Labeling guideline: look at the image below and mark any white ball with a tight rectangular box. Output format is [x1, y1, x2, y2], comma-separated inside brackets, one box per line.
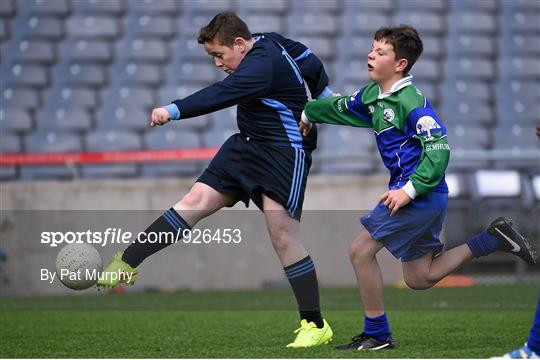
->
[55, 244, 103, 290]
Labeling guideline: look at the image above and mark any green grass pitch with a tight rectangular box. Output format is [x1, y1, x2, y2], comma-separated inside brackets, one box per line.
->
[0, 284, 536, 358]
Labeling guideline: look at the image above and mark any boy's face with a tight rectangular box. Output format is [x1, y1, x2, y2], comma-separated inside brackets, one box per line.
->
[203, 37, 247, 75]
[367, 39, 407, 84]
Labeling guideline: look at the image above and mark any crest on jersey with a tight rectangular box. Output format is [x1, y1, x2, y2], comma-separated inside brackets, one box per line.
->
[383, 108, 395, 122]
[416, 116, 441, 140]
[368, 105, 375, 114]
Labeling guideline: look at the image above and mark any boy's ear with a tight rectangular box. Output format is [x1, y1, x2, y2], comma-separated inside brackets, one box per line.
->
[395, 58, 409, 73]
[234, 37, 247, 52]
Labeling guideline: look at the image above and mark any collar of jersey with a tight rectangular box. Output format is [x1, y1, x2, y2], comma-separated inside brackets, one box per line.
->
[377, 75, 413, 99]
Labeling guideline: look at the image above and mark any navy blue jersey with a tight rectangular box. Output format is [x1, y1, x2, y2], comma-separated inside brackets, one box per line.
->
[171, 32, 330, 151]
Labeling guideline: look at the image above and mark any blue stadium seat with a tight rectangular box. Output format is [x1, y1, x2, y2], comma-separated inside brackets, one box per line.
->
[165, 61, 218, 85]
[447, 12, 496, 34]
[4, 39, 56, 64]
[288, 13, 340, 37]
[296, 36, 336, 62]
[66, 16, 121, 39]
[446, 35, 496, 57]
[124, 14, 176, 39]
[499, 33, 540, 57]
[440, 98, 493, 125]
[410, 58, 439, 81]
[43, 85, 98, 111]
[127, 0, 181, 15]
[342, 12, 391, 35]
[398, 0, 447, 11]
[0, 107, 33, 133]
[446, 124, 491, 171]
[393, 12, 445, 36]
[112, 61, 162, 86]
[0, 0, 15, 17]
[291, 0, 340, 13]
[444, 58, 495, 80]
[237, 0, 289, 14]
[3, 63, 49, 88]
[2, 87, 40, 111]
[95, 104, 148, 130]
[496, 97, 540, 125]
[36, 106, 92, 131]
[317, 127, 376, 174]
[59, 39, 114, 64]
[0, 132, 20, 180]
[499, 56, 540, 79]
[238, 14, 283, 35]
[103, 84, 155, 109]
[501, 10, 540, 33]
[18, 0, 71, 17]
[115, 37, 170, 63]
[53, 61, 107, 88]
[441, 80, 493, 102]
[73, 0, 125, 16]
[22, 131, 83, 180]
[493, 124, 540, 169]
[142, 128, 202, 177]
[10, 15, 64, 40]
[83, 130, 142, 179]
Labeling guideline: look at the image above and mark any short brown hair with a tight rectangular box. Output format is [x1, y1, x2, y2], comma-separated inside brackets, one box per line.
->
[374, 25, 423, 75]
[197, 11, 252, 47]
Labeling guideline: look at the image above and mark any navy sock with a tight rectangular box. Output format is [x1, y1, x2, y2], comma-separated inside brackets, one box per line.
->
[122, 208, 191, 267]
[364, 313, 390, 342]
[527, 295, 540, 354]
[284, 255, 324, 328]
[466, 230, 499, 258]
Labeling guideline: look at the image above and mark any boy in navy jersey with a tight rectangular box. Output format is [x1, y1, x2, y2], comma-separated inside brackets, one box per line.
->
[301, 25, 537, 351]
[98, 11, 334, 348]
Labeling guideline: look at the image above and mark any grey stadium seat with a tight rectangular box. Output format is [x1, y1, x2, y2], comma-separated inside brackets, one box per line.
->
[211, 107, 237, 131]
[410, 58, 439, 82]
[501, 10, 540, 34]
[345, 0, 394, 13]
[59, 39, 114, 64]
[4, 39, 56, 65]
[493, 124, 540, 169]
[288, 13, 340, 37]
[3, 87, 40, 111]
[53, 62, 107, 88]
[440, 98, 494, 125]
[398, 0, 447, 11]
[421, 35, 445, 59]
[343, 12, 391, 35]
[0, 132, 20, 180]
[83, 130, 142, 179]
[179, 13, 217, 37]
[238, 14, 283, 35]
[73, 0, 125, 16]
[127, 0, 181, 15]
[0, 0, 15, 17]
[165, 61, 218, 85]
[503, 0, 540, 10]
[450, 0, 499, 13]
[102, 85, 155, 109]
[0, 20, 9, 41]
[43, 85, 98, 111]
[203, 128, 237, 147]
[291, 0, 340, 13]
[496, 80, 540, 103]
[499, 56, 540, 79]
[3, 63, 49, 88]
[441, 80, 493, 102]
[18, 0, 71, 17]
[143, 128, 202, 177]
[66, 16, 121, 40]
[446, 35, 496, 57]
[171, 36, 208, 61]
[95, 104, 149, 130]
[10, 16, 64, 40]
[296, 36, 336, 62]
[112, 61, 163, 87]
[124, 15, 176, 39]
[237, 0, 288, 14]
[446, 124, 491, 170]
[35, 106, 92, 131]
[115, 37, 170, 64]
[496, 97, 540, 125]
[414, 81, 439, 104]
[499, 33, 540, 57]
[21, 131, 83, 180]
[444, 58, 495, 80]
[447, 12, 496, 34]
[393, 12, 445, 36]
[0, 107, 33, 133]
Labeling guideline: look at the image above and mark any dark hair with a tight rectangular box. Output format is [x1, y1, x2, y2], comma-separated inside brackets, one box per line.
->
[197, 11, 252, 47]
[374, 25, 423, 75]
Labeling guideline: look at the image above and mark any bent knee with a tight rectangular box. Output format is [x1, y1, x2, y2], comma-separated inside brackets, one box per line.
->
[179, 188, 206, 209]
[403, 276, 434, 290]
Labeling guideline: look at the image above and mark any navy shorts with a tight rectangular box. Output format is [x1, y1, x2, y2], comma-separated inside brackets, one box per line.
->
[360, 191, 448, 261]
[197, 133, 311, 220]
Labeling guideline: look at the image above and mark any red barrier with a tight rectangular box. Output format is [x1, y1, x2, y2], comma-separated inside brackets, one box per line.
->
[0, 148, 219, 166]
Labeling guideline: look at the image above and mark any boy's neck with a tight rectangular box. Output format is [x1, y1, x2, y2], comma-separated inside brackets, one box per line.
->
[378, 74, 406, 94]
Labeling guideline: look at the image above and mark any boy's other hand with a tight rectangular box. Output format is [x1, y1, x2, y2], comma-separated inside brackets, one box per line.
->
[150, 107, 170, 127]
[299, 121, 312, 136]
[380, 189, 412, 216]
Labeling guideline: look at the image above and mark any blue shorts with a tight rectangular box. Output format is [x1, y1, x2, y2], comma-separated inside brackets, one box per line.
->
[360, 191, 448, 262]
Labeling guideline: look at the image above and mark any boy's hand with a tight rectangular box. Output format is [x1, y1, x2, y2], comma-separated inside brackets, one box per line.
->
[380, 189, 412, 216]
[299, 121, 312, 136]
[150, 107, 170, 127]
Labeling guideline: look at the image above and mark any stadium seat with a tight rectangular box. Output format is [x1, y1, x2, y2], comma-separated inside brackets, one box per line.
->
[124, 14, 176, 39]
[288, 13, 340, 37]
[393, 11, 445, 36]
[59, 39, 114, 64]
[334, 58, 370, 88]
[398, 0, 447, 11]
[102, 84, 155, 109]
[291, 0, 340, 13]
[0, 107, 33, 133]
[21, 131, 83, 180]
[499, 33, 540, 57]
[0, 19, 9, 41]
[447, 12, 496, 34]
[43, 85, 98, 111]
[95, 104, 148, 130]
[410, 58, 439, 81]
[342, 12, 391, 35]
[345, 0, 394, 13]
[339, 35, 372, 58]
[142, 128, 202, 177]
[112, 61, 163, 86]
[0, 132, 20, 180]
[451, 0, 499, 13]
[211, 106, 237, 130]
[2, 87, 40, 111]
[493, 124, 540, 170]
[127, 0, 181, 15]
[73, 0, 125, 16]
[202, 128, 237, 147]
[115, 37, 170, 64]
[495, 79, 540, 103]
[238, 14, 284, 35]
[499, 56, 540, 79]
[4, 39, 56, 65]
[35, 106, 92, 132]
[171, 36, 207, 61]
[53, 62, 107, 88]
[421, 35, 445, 59]
[500, 10, 540, 34]
[502, 0, 540, 11]
[158, 84, 200, 104]
[441, 80, 493, 102]
[165, 61, 218, 85]
[441, 98, 493, 125]
[83, 130, 142, 179]
[0, 0, 15, 17]
[18, 0, 71, 17]
[3, 63, 49, 88]
[496, 97, 540, 125]
[295, 36, 336, 62]
[414, 81, 439, 105]
[446, 35, 496, 57]
[444, 58, 495, 80]
[317, 127, 376, 174]
[66, 16, 121, 39]
[446, 124, 491, 170]
[10, 16, 64, 40]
